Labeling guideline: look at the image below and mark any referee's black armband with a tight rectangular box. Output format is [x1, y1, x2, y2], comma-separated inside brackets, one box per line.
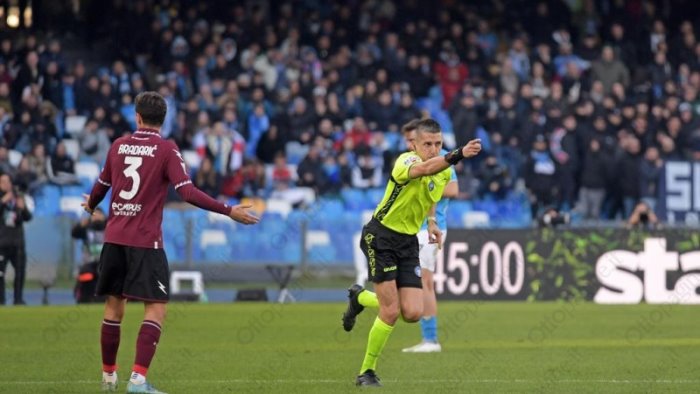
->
[444, 147, 464, 165]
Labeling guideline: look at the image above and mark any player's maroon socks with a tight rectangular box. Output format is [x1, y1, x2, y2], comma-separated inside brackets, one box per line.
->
[132, 320, 162, 377]
[101, 319, 121, 373]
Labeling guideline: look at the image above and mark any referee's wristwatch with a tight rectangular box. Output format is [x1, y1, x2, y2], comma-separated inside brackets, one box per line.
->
[427, 216, 438, 224]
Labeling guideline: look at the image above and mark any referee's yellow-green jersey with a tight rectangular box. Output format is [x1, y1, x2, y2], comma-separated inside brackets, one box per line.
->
[373, 151, 452, 235]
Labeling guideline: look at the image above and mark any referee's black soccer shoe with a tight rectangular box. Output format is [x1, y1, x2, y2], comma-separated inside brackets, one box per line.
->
[356, 369, 382, 387]
[342, 284, 365, 332]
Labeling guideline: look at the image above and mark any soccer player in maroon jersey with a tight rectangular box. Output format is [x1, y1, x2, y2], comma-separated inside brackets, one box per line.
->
[81, 91, 259, 393]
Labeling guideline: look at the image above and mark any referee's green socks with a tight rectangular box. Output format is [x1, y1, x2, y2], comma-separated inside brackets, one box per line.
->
[360, 316, 394, 373]
[358, 290, 379, 308]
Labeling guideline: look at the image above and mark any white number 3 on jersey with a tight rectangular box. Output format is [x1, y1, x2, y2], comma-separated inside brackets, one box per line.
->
[119, 156, 142, 200]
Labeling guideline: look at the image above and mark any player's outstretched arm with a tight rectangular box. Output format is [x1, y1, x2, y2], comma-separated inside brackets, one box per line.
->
[409, 139, 481, 179]
[175, 183, 259, 225]
[166, 144, 259, 225]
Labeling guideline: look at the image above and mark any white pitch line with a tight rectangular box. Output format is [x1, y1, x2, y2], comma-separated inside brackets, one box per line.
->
[2, 379, 699, 385]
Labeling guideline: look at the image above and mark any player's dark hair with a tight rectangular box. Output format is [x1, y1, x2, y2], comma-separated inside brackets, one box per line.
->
[415, 118, 442, 134]
[401, 118, 421, 134]
[135, 91, 167, 126]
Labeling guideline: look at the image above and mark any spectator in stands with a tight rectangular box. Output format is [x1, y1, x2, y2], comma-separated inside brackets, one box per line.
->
[627, 201, 660, 230]
[434, 44, 468, 108]
[477, 154, 509, 200]
[618, 137, 643, 218]
[0, 146, 14, 177]
[404, 55, 433, 98]
[591, 46, 630, 94]
[366, 89, 397, 132]
[525, 135, 557, 218]
[0, 82, 12, 116]
[256, 125, 286, 164]
[0, 174, 31, 305]
[79, 119, 111, 164]
[550, 115, 580, 210]
[221, 158, 265, 199]
[639, 146, 663, 212]
[341, 117, 372, 152]
[194, 156, 221, 198]
[247, 103, 270, 158]
[48, 141, 80, 185]
[351, 150, 382, 190]
[297, 146, 327, 194]
[538, 206, 570, 228]
[576, 139, 607, 220]
[43, 61, 64, 108]
[289, 97, 316, 144]
[26, 143, 48, 185]
[13, 157, 39, 194]
[5, 111, 34, 153]
[12, 51, 42, 107]
[271, 152, 293, 192]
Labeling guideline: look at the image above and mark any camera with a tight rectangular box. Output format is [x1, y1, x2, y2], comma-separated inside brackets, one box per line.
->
[539, 208, 570, 228]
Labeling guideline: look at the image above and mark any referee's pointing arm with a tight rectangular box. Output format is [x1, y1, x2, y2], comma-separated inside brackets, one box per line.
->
[408, 139, 482, 179]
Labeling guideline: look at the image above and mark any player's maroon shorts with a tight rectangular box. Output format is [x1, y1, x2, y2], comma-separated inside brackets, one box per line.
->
[96, 242, 170, 302]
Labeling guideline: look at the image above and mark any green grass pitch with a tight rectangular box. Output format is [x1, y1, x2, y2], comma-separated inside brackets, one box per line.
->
[1, 302, 699, 393]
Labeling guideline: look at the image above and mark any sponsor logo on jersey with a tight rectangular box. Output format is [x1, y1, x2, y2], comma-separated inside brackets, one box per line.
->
[403, 155, 420, 166]
[117, 144, 158, 157]
[112, 202, 143, 216]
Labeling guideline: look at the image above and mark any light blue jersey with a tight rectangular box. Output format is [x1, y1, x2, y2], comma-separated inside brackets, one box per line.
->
[421, 149, 458, 231]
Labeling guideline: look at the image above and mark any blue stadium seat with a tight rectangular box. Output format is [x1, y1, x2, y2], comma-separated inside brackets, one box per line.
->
[281, 243, 302, 264]
[366, 188, 385, 206]
[316, 198, 345, 220]
[203, 244, 232, 263]
[341, 188, 367, 211]
[38, 184, 61, 200]
[308, 245, 337, 265]
[447, 200, 473, 229]
[383, 132, 401, 151]
[61, 184, 88, 197]
[261, 212, 284, 223]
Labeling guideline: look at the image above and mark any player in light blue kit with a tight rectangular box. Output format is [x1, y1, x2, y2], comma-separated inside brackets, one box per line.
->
[402, 145, 458, 353]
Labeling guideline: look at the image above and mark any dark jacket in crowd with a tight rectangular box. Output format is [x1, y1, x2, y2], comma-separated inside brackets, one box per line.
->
[580, 150, 608, 189]
[618, 152, 642, 199]
[0, 191, 32, 247]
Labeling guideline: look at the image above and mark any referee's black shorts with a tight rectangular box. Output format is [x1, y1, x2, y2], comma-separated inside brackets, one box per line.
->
[96, 242, 170, 303]
[359, 218, 422, 288]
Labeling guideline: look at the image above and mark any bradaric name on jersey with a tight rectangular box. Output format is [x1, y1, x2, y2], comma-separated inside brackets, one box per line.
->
[117, 144, 158, 157]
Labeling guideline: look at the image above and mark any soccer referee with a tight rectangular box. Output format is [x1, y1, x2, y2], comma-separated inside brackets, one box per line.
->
[342, 118, 481, 386]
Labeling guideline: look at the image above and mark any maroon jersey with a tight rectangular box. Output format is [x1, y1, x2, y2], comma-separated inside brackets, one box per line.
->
[88, 128, 230, 249]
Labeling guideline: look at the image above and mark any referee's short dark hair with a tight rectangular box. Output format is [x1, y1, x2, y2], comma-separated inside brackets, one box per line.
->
[135, 91, 167, 126]
[401, 119, 421, 134]
[415, 118, 442, 134]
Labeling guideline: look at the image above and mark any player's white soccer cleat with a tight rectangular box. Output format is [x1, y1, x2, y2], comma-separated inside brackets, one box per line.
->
[101, 371, 118, 392]
[126, 381, 167, 394]
[402, 341, 442, 353]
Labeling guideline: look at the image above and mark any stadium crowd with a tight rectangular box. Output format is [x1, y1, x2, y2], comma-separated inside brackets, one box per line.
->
[1, 0, 700, 221]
